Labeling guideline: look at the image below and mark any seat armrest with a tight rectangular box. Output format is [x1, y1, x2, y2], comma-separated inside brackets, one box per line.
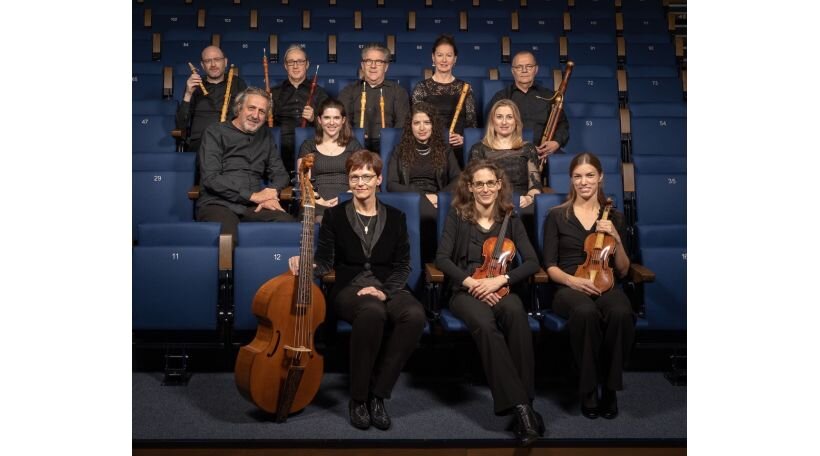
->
[425, 263, 444, 283]
[628, 263, 655, 284]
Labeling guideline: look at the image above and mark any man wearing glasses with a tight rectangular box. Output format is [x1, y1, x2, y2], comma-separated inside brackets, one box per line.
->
[288, 150, 425, 431]
[338, 44, 410, 153]
[176, 46, 248, 153]
[270, 45, 329, 174]
[486, 51, 569, 162]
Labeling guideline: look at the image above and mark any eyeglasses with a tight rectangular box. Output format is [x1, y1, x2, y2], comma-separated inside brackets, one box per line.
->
[285, 59, 307, 67]
[202, 57, 225, 65]
[349, 174, 377, 184]
[362, 59, 387, 67]
[470, 180, 500, 190]
[511, 64, 537, 72]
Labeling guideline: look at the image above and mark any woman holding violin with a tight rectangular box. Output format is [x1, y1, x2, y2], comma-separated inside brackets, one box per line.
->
[542, 152, 634, 420]
[434, 159, 543, 447]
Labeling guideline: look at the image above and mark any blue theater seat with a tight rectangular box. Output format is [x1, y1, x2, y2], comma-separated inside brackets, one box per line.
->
[132, 169, 195, 239]
[144, 6, 198, 33]
[220, 31, 269, 69]
[133, 222, 221, 330]
[133, 31, 154, 63]
[627, 74, 684, 103]
[569, 11, 616, 36]
[466, 9, 510, 34]
[567, 41, 618, 68]
[159, 30, 212, 67]
[336, 32, 387, 64]
[361, 8, 406, 33]
[509, 34, 560, 71]
[636, 224, 686, 331]
[634, 172, 686, 226]
[133, 114, 177, 154]
[233, 222, 304, 331]
[259, 7, 301, 35]
[133, 62, 165, 101]
[457, 33, 502, 66]
[533, 193, 569, 331]
[379, 128, 402, 191]
[629, 102, 687, 157]
[516, 9, 563, 36]
[562, 102, 621, 157]
[133, 99, 178, 117]
[548, 153, 623, 210]
[412, 10, 459, 34]
[279, 32, 327, 64]
[626, 41, 677, 67]
[310, 8, 355, 33]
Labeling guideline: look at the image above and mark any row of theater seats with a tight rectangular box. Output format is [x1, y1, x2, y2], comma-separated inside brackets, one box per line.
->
[133, 0, 675, 36]
[133, 29, 681, 76]
[133, 188, 684, 342]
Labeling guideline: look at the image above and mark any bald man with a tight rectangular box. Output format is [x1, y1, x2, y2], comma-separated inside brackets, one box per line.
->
[176, 46, 248, 152]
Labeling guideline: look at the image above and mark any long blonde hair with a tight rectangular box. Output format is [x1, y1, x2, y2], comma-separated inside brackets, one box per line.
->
[481, 99, 525, 150]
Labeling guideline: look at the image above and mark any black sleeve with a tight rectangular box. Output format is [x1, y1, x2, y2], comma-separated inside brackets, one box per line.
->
[434, 208, 470, 286]
[175, 94, 196, 130]
[312, 86, 329, 110]
[443, 147, 462, 191]
[464, 88, 477, 128]
[298, 138, 313, 159]
[380, 211, 412, 296]
[468, 143, 485, 163]
[486, 90, 504, 123]
[338, 84, 356, 123]
[386, 148, 418, 193]
[199, 125, 253, 203]
[393, 85, 411, 127]
[507, 216, 540, 284]
[411, 81, 426, 104]
[543, 208, 561, 269]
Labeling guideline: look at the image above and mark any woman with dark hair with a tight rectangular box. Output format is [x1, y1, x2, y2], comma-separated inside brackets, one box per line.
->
[434, 160, 543, 447]
[411, 34, 477, 158]
[387, 101, 461, 260]
[289, 150, 426, 431]
[542, 152, 634, 420]
[469, 99, 542, 214]
[297, 98, 363, 222]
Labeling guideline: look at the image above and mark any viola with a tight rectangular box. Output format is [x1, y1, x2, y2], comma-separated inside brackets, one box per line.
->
[574, 198, 616, 294]
[471, 210, 515, 297]
[235, 154, 326, 422]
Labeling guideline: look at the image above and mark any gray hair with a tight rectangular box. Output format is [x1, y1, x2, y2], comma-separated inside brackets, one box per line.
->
[283, 44, 309, 63]
[232, 87, 271, 116]
[360, 43, 391, 61]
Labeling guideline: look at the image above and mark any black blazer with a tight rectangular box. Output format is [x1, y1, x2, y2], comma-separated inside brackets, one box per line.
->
[314, 199, 411, 300]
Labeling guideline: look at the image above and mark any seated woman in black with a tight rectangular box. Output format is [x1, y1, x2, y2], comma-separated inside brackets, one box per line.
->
[288, 150, 426, 431]
[387, 101, 461, 260]
[542, 152, 635, 420]
[434, 159, 543, 447]
[297, 98, 363, 223]
[468, 99, 542, 215]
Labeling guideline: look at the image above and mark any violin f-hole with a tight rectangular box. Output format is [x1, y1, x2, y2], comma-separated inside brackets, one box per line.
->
[266, 330, 282, 357]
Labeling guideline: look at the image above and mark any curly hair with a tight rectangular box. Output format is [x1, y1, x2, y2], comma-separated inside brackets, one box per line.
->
[393, 102, 449, 170]
[452, 160, 514, 224]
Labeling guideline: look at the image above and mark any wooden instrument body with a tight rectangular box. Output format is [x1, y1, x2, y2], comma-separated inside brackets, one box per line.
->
[574, 233, 616, 294]
[471, 237, 516, 297]
[574, 198, 616, 293]
[235, 273, 325, 414]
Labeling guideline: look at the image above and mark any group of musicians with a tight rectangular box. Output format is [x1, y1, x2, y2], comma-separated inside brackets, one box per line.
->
[174, 36, 635, 447]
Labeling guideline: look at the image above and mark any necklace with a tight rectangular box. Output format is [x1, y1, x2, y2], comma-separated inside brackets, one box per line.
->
[416, 145, 431, 156]
[355, 210, 377, 235]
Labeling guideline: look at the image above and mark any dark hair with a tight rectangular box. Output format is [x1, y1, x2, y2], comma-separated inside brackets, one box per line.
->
[557, 152, 608, 218]
[346, 149, 383, 177]
[452, 160, 514, 224]
[314, 98, 352, 146]
[432, 34, 458, 56]
[394, 102, 448, 170]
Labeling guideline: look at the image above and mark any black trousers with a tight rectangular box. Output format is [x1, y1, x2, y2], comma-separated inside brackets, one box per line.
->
[334, 286, 426, 402]
[450, 291, 535, 414]
[419, 194, 438, 263]
[196, 204, 295, 239]
[552, 286, 635, 395]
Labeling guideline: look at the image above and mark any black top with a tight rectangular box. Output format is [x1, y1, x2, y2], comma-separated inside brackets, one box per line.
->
[270, 79, 329, 131]
[175, 76, 248, 151]
[387, 145, 461, 194]
[542, 205, 628, 277]
[468, 142, 541, 194]
[338, 79, 410, 141]
[411, 78, 477, 134]
[197, 121, 289, 214]
[435, 207, 540, 295]
[314, 200, 411, 300]
[487, 82, 570, 147]
[298, 137, 363, 201]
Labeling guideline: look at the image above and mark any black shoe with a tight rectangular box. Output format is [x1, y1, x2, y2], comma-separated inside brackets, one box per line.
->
[368, 395, 391, 430]
[512, 404, 540, 447]
[600, 389, 619, 420]
[580, 391, 599, 420]
[509, 409, 545, 436]
[348, 399, 371, 430]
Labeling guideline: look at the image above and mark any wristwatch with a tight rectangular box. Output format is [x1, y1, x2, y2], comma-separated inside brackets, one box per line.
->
[504, 274, 511, 283]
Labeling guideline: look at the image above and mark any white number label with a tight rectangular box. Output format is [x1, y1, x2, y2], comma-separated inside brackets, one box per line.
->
[652, 80, 659, 86]
[681, 252, 687, 260]
[590, 20, 598, 25]
[153, 175, 162, 182]
[667, 178, 677, 184]
[473, 45, 480, 50]
[434, 19, 441, 24]
[329, 19, 336, 24]
[538, 20, 545, 25]
[585, 120, 593, 126]
[242, 43, 248, 48]
[587, 80, 594, 86]
[141, 118, 149, 125]
[276, 18, 284, 23]
[224, 18, 231, 23]
[182, 42, 189, 47]
[589, 45, 596, 51]
[171, 252, 180, 260]
[328, 78, 336, 83]
[273, 253, 282, 261]
[659, 120, 667, 126]
[648, 45, 655, 51]
[532, 45, 539, 51]
[487, 20, 494, 25]
[170, 17, 178, 22]
[416, 45, 423, 50]
[133, 76, 138, 82]
[381, 19, 388, 24]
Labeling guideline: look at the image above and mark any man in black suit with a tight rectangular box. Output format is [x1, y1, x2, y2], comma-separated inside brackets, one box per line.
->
[288, 150, 425, 431]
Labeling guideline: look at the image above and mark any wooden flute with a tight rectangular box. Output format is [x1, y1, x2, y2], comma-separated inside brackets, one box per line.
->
[379, 88, 385, 129]
[220, 65, 235, 123]
[449, 82, 470, 134]
[359, 82, 366, 129]
[187, 62, 208, 96]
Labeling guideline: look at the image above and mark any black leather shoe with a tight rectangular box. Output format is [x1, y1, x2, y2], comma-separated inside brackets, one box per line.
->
[581, 391, 599, 420]
[509, 409, 546, 436]
[600, 389, 619, 420]
[368, 396, 391, 430]
[512, 404, 540, 447]
[348, 400, 371, 430]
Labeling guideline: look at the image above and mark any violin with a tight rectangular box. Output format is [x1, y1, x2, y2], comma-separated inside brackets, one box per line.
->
[471, 210, 515, 297]
[235, 154, 326, 422]
[574, 198, 616, 294]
